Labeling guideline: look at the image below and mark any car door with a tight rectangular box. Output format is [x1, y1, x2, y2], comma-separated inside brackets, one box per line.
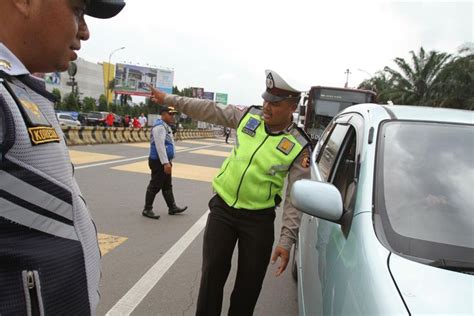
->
[299, 113, 363, 315]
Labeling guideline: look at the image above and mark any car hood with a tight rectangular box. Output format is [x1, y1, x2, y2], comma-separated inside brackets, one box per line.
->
[389, 253, 474, 314]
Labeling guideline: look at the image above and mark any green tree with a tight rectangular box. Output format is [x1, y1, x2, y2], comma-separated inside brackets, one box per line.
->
[63, 92, 79, 111]
[430, 45, 474, 109]
[383, 47, 451, 105]
[98, 94, 108, 111]
[51, 88, 62, 109]
[82, 96, 96, 112]
[358, 71, 395, 104]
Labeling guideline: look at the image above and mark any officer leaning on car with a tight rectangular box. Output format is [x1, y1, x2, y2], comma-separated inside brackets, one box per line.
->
[149, 69, 311, 316]
[0, 0, 125, 315]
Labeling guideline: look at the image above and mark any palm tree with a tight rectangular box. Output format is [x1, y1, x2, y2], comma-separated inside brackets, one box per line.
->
[383, 47, 451, 105]
[430, 45, 474, 110]
[358, 71, 395, 104]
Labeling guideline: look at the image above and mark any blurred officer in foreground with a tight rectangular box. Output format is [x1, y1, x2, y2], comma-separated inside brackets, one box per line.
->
[150, 70, 311, 316]
[142, 106, 187, 219]
[0, 0, 125, 314]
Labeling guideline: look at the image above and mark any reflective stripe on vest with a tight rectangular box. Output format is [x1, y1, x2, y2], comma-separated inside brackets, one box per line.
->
[212, 108, 307, 210]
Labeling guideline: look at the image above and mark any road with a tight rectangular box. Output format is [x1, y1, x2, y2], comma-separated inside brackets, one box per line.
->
[70, 137, 298, 316]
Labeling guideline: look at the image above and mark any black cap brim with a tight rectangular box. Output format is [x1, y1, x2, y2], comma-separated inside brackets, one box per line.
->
[261, 91, 288, 103]
[86, 2, 126, 19]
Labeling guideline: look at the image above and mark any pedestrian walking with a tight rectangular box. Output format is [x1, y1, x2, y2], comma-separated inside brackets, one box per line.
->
[142, 107, 188, 219]
[0, 0, 125, 314]
[224, 127, 231, 143]
[149, 69, 310, 315]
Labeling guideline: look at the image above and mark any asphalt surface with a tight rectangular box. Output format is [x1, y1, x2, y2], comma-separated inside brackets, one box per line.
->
[71, 137, 298, 316]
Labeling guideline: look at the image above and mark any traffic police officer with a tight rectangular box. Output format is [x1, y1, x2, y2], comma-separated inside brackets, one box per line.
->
[0, 0, 125, 315]
[150, 69, 310, 316]
[142, 106, 187, 219]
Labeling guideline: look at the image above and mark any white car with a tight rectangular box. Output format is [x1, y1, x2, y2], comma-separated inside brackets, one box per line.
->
[57, 113, 81, 127]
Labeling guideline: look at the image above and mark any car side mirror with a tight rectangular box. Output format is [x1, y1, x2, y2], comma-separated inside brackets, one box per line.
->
[291, 179, 343, 222]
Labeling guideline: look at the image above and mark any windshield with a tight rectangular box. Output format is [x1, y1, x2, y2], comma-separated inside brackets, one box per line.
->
[375, 121, 474, 263]
[88, 112, 104, 119]
[306, 100, 354, 139]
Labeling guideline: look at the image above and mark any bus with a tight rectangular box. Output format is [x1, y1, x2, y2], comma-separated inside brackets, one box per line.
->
[299, 86, 376, 140]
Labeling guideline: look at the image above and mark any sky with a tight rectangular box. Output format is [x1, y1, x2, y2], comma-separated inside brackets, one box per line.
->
[79, 0, 473, 105]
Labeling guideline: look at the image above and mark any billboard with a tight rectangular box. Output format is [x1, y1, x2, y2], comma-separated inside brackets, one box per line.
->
[156, 69, 174, 94]
[113, 63, 174, 97]
[203, 91, 214, 101]
[215, 93, 228, 105]
[44, 72, 61, 85]
[191, 87, 204, 99]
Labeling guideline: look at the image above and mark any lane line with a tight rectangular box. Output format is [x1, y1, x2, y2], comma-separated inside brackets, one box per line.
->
[75, 144, 219, 170]
[105, 210, 209, 316]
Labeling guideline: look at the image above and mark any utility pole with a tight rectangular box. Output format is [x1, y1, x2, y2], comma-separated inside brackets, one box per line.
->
[344, 69, 351, 88]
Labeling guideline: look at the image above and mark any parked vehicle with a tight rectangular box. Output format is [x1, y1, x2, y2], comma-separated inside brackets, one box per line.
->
[56, 113, 81, 127]
[291, 104, 473, 315]
[85, 111, 107, 126]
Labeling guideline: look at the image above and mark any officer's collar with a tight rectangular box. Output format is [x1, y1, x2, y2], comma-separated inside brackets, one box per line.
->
[0, 42, 30, 76]
[264, 121, 296, 136]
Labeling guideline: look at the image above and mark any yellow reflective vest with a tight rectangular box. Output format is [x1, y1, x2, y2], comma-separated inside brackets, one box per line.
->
[212, 106, 309, 210]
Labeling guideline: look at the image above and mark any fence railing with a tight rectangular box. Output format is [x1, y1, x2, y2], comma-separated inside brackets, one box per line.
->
[61, 126, 220, 146]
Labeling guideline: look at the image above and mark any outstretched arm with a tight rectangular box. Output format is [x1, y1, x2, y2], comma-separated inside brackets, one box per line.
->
[149, 85, 246, 129]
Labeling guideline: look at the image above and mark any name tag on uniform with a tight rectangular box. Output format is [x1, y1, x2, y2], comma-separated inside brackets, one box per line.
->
[8, 82, 60, 145]
[277, 137, 295, 155]
[242, 117, 260, 137]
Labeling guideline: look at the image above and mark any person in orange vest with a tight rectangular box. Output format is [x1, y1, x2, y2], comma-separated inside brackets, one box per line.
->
[106, 112, 114, 127]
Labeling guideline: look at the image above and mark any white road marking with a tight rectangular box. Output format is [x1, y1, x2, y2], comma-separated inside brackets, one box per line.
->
[75, 144, 217, 170]
[105, 210, 209, 316]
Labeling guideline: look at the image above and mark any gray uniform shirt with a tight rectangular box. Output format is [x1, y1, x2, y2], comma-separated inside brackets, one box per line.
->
[164, 94, 310, 250]
[151, 121, 174, 164]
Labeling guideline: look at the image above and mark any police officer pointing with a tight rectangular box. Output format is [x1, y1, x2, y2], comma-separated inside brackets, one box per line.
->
[0, 0, 124, 314]
[150, 70, 310, 316]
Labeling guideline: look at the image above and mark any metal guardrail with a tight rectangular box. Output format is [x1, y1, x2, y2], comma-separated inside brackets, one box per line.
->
[61, 126, 220, 146]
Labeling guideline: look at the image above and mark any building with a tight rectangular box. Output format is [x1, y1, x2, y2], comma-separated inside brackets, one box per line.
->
[45, 58, 105, 101]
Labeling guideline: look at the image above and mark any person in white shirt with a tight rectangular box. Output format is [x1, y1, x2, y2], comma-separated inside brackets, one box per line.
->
[138, 112, 147, 127]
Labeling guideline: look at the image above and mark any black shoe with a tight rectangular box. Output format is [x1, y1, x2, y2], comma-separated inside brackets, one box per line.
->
[142, 209, 160, 219]
[162, 190, 188, 215]
[168, 205, 188, 215]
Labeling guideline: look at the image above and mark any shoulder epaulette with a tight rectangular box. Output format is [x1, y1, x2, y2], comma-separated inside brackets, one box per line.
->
[248, 106, 263, 116]
[289, 124, 310, 147]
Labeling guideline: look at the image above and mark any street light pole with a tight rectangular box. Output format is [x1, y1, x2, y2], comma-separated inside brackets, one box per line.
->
[344, 68, 352, 88]
[357, 68, 372, 77]
[106, 46, 125, 112]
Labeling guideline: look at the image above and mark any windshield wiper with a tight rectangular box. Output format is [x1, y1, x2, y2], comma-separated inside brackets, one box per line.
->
[429, 258, 474, 274]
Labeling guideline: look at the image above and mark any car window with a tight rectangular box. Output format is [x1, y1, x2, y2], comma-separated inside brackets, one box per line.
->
[317, 124, 350, 181]
[375, 121, 474, 263]
[59, 114, 73, 120]
[331, 128, 357, 210]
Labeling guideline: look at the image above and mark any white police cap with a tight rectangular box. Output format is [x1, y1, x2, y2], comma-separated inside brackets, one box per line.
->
[86, 0, 126, 19]
[262, 69, 301, 102]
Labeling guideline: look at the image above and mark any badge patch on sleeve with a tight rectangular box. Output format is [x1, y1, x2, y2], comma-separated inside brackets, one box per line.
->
[8, 81, 60, 145]
[301, 147, 310, 168]
[28, 126, 60, 145]
[277, 137, 295, 155]
[242, 117, 261, 137]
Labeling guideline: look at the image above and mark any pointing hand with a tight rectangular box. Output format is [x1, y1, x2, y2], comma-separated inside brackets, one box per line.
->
[148, 84, 166, 104]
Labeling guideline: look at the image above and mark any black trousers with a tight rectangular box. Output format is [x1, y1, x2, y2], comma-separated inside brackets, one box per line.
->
[144, 158, 172, 210]
[196, 195, 276, 316]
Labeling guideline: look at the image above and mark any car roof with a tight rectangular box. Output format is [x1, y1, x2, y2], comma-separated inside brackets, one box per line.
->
[341, 103, 473, 125]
